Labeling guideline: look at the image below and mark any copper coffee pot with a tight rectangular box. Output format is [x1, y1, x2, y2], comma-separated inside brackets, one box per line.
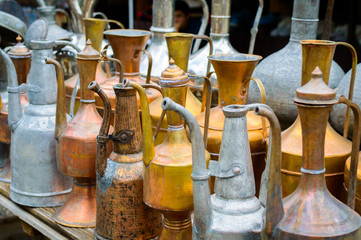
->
[64, 17, 124, 115]
[195, 53, 268, 194]
[89, 81, 162, 239]
[280, 40, 357, 199]
[262, 68, 361, 239]
[125, 60, 211, 239]
[93, 29, 160, 121]
[146, 33, 213, 145]
[46, 40, 113, 227]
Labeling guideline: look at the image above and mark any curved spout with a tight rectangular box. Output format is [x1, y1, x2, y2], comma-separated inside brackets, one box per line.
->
[45, 58, 67, 142]
[254, 104, 283, 239]
[1, 49, 22, 131]
[123, 79, 155, 167]
[161, 97, 212, 238]
[89, 81, 111, 177]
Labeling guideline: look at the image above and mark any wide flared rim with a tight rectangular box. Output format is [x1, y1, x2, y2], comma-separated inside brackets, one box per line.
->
[104, 29, 151, 37]
[208, 53, 263, 62]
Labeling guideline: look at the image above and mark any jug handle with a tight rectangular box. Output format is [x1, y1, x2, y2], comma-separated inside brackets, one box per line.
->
[338, 95, 361, 210]
[248, 0, 263, 54]
[192, 0, 209, 53]
[193, 35, 213, 74]
[0, 91, 2, 111]
[101, 44, 113, 78]
[196, 73, 212, 148]
[137, 49, 152, 84]
[107, 19, 125, 30]
[248, 77, 268, 142]
[101, 46, 124, 83]
[335, 42, 357, 137]
[55, 9, 72, 31]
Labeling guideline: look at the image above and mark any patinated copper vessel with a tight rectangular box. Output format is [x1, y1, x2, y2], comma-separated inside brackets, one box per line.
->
[90, 81, 162, 239]
[126, 60, 211, 239]
[64, 17, 124, 114]
[94, 29, 160, 120]
[46, 40, 112, 227]
[262, 68, 361, 239]
[281, 40, 357, 199]
[149, 33, 212, 145]
[195, 53, 268, 194]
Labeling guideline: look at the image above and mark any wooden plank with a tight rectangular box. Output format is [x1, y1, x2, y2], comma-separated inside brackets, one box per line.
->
[0, 194, 68, 240]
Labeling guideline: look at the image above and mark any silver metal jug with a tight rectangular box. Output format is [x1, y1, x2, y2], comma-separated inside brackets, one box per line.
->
[5, 40, 73, 207]
[162, 98, 279, 239]
[250, 0, 345, 129]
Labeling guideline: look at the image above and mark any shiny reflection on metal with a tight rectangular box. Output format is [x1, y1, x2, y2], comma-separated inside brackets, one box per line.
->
[0, 11, 26, 43]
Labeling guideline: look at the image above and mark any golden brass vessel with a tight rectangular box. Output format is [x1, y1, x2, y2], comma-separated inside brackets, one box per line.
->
[64, 17, 124, 114]
[263, 68, 361, 239]
[149, 32, 213, 145]
[281, 40, 357, 199]
[46, 40, 113, 227]
[126, 59, 211, 240]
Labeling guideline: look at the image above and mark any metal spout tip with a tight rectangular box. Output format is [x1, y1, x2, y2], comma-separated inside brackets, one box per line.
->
[88, 81, 99, 92]
[122, 78, 131, 87]
[161, 97, 172, 111]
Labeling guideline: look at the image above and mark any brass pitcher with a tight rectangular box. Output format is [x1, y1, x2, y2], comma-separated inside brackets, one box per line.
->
[281, 40, 357, 199]
[262, 68, 361, 239]
[94, 29, 160, 121]
[46, 40, 113, 227]
[126, 60, 211, 239]
[64, 17, 124, 115]
[89, 81, 162, 239]
[196, 53, 267, 194]
[148, 33, 213, 145]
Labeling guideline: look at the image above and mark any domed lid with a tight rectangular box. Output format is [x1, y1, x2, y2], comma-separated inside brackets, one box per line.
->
[77, 39, 101, 60]
[294, 67, 337, 105]
[8, 36, 31, 57]
[159, 59, 188, 87]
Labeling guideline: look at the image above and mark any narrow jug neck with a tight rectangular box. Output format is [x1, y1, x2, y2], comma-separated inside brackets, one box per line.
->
[211, 0, 230, 36]
[151, 0, 175, 32]
[78, 59, 97, 101]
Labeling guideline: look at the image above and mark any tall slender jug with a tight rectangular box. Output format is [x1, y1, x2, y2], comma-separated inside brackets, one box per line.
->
[250, 0, 345, 129]
[196, 53, 267, 194]
[281, 40, 357, 199]
[262, 68, 361, 239]
[148, 33, 212, 145]
[90, 81, 162, 239]
[6, 40, 73, 207]
[126, 60, 211, 240]
[94, 29, 160, 120]
[163, 99, 281, 239]
[45, 40, 113, 227]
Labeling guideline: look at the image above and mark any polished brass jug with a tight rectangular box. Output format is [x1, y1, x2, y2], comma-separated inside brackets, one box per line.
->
[148, 33, 212, 145]
[262, 68, 361, 239]
[90, 81, 162, 239]
[281, 40, 357, 199]
[195, 53, 267, 194]
[46, 40, 113, 227]
[126, 60, 211, 239]
[94, 29, 160, 120]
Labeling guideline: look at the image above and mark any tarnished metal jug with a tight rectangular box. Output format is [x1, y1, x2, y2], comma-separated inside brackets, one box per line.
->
[262, 68, 361, 239]
[64, 17, 123, 115]
[45, 40, 112, 227]
[148, 33, 212, 145]
[163, 99, 281, 239]
[139, 0, 209, 79]
[126, 60, 211, 240]
[6, 40, 73, 207]
[90, 81, 162, 239]
[280, 40, 356, 199]
[94, 29, 160, 120]
[251, 0, 345, 129]
[196, 53, 267, 194]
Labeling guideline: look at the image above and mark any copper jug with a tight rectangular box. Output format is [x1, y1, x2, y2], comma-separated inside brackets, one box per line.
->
[196, 53, 267, 195]
[262, 68, 361, 239]
[46, 40, 113, 227]
[280, 40, 357, 199]
[0, 36, 32, 183]
[64, 17, 124, 115]
[148, 33, 212, 145]
[89, 81, 162, 239]
[125, 60, 211, 240]
[251, 0, 345, 129]
[94, 29, 160, 120]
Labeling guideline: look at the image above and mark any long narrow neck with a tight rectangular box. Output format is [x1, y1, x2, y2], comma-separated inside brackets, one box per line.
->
[78, 60, 97, 101]
[151, 0, 175, 32]
[113, 88, 142, 155]
[289, 0, 319, 42]
[163, 85, 187, 127]
[211, 0, 230, 36]
[38, 7, 56, 25]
